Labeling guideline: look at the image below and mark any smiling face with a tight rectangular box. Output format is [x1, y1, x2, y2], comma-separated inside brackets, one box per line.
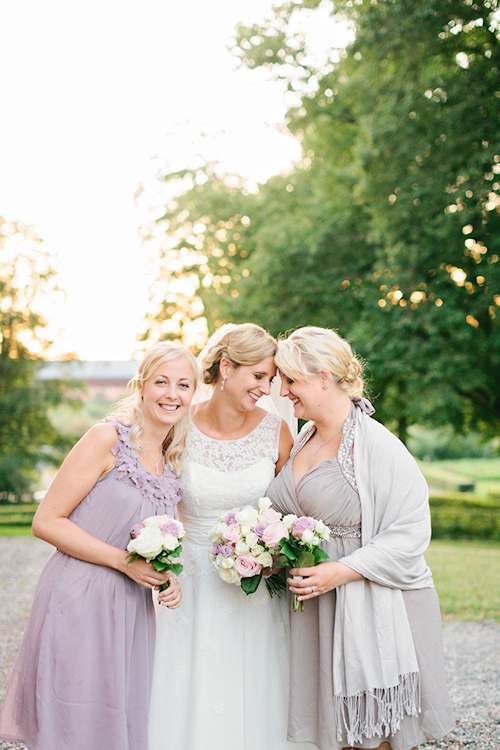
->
[141, 356, 196, 429]
[278, 370, 325, 421]
[222, 354, 276, 411]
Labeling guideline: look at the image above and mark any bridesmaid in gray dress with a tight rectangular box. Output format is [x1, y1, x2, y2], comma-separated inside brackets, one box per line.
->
[266, 326, 455, 750]
[0, 342, 197, 750]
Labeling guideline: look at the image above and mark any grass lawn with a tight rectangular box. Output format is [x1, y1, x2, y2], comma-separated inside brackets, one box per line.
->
[0, 525, 34, 536]
[432, 458, 500, 480]
[427, 458, 500, 498]
[426, 539, 500, 621]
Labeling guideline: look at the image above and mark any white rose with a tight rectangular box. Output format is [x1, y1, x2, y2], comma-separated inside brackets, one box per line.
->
[301, 528, 315, 544]
[251, 544, 264, 556]
[283, 514, 297, 529]
[240, 524, 252, 537]
[256, 552, 273, 568]
[235, 540, 250, 555]
[236, 506, 259, 525]
[161, 533, 179, 551]
[219, 568, 241, 585]
[127, 526, 163, 559]
[142, 515, 161, 528]
[245, 532, 258, 548]
[173, 520, 185, 538]
[220, 557, 235, 569]
[258, 497, 272, 511]
[314, 520, 329, 539]
[209, 521, 226, 542]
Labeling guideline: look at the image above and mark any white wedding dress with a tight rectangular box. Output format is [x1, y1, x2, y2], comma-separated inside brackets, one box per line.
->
[149, 410, 314, 750]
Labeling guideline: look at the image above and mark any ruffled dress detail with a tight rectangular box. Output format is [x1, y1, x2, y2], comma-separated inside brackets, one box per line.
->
[112, 421, 182, 508]
[0, 422, 181, 750]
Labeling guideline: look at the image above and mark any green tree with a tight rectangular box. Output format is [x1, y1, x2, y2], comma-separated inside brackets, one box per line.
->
[0, 217, 73, 498]
[143, 0, 500, 441]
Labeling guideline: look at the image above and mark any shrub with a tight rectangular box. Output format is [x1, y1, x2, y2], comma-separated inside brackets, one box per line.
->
[430, 494, 500, 542]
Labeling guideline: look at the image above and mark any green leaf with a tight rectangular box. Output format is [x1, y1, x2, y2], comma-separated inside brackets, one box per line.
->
[152, 560, 183, 577]
[169, 563, 183, 577]
[153, 560, 169, 572]
[313, 549, 330, 564]
[295, 550, 315, 568]
[278, 540, 298, 561]
[273, 554, 289, 570]
[241, 572, 262, 595]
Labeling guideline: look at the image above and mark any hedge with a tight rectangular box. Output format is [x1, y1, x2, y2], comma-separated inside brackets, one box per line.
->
[429, 493, 500, 542]
[0, 503, 38, 528]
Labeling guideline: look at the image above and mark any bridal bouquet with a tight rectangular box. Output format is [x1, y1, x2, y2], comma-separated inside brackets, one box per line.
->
[274, 515, 331, 611]
[127, 514, 185, 590]
[209, 497, 288, 597]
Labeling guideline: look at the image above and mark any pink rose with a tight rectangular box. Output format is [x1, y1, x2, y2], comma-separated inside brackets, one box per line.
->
[222, 523, 242, 544]
[234, 554, 260, 578]
[262, 521, 288, 548]
[259, 508, 282, 525]
[130, 522, 145, 539]
[291, 517, 315, 538]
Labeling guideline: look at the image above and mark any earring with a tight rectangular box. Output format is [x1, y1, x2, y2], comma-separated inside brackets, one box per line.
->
[220, 376, 227, 392]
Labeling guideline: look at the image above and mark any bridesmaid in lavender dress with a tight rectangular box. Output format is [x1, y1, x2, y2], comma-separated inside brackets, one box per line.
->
[266, 327, 455, 750]
[0, 342, 198, 750]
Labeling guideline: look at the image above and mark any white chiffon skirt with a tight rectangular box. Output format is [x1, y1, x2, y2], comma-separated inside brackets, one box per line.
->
[148, 515, 316, 750]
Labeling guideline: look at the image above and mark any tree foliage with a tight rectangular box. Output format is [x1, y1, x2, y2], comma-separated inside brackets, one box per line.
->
[143, 0, 500, 441]
[0, 217, 73, 498]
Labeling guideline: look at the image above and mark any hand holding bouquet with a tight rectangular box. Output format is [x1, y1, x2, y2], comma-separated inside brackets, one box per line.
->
[127, 514, 185, 590]
[209, 497, 288, 597]
[274, 515, 330, 611]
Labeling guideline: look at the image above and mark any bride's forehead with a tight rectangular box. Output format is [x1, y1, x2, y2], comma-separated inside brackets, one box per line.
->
[241, 356, 276, 374]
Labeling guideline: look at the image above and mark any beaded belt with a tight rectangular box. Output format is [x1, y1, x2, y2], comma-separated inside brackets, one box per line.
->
[327, 524, 361, 539]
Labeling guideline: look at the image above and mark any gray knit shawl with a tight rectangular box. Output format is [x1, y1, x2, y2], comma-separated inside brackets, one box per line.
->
[334, 401, 434, 745]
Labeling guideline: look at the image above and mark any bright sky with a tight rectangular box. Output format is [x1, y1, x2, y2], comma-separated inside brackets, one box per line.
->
[0, 0, 346, 360]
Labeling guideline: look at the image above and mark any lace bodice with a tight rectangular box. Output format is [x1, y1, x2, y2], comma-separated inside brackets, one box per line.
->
[179, 411, 282, 533]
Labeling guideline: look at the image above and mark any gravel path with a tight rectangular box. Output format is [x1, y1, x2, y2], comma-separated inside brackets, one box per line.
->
[0, 537, 498, 750]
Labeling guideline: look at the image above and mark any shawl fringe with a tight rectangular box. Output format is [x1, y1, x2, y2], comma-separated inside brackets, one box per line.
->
[334, 671, 421, 745]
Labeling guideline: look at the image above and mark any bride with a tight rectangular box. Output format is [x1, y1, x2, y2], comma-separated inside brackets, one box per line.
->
[149, 324, 315, 750]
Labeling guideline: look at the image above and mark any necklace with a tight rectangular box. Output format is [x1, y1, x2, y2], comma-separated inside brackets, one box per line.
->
[144, 444, 164, 476]
[312, 425, 343, 456]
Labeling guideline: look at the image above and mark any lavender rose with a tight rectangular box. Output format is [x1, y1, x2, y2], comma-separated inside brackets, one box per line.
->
[253, 523, 267, 540]
[291, 517, 315, 538]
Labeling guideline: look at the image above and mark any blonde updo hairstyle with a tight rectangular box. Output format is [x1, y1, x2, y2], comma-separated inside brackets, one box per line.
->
[200, 323, 277, 385]
[275, 326, 364, 399]
[115, 341, 199, 473]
